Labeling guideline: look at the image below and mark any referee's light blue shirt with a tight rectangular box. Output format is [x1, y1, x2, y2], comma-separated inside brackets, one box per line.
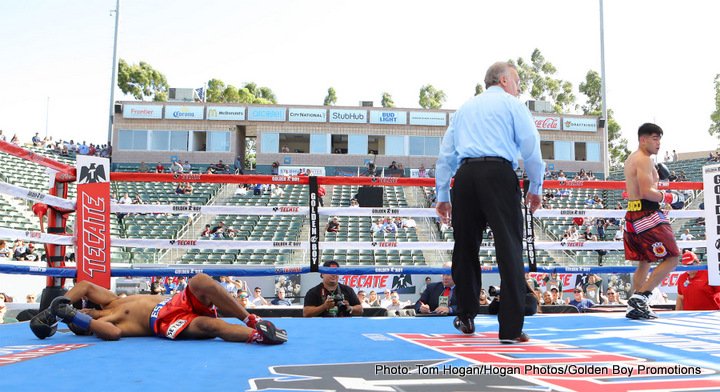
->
[435, 86, 545, 203]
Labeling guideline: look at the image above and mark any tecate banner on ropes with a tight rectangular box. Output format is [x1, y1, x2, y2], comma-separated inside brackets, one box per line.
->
[76, 155, 111, 289]
[703, 164, 720, 285]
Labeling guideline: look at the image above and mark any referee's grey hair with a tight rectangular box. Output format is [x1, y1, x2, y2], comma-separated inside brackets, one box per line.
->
[484, 62, 516, 89]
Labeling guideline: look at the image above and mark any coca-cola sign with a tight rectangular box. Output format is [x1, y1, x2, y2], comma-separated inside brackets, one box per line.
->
[534, 115, 561, 131]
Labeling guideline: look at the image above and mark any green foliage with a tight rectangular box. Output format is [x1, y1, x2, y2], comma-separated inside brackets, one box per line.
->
[117, 59, 169, 101]
[381, 92, 395, 108]
[579, 70, 629, 167]
[205, 79, 277, 104]
[510, 49, 576, 113]
[324, 87, 337, 106]
[419, 84, 446, 109]
[474, 83, 484, 96]
[709, 74, 720, 140]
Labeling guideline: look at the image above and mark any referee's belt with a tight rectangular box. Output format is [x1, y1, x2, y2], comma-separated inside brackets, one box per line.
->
[461, 156, 511, 166]
[627, 199, 660, 212]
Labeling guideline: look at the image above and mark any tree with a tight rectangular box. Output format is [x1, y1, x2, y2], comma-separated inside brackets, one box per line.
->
[419, 84, 446, 109]
[117, 59, 169, 101]
[510, 49, 576, 113]
[324, 87, 337, 106]
[709, 74, 720, 140]
[206, 78, 226, 103]
[579, 70, 629, 167]
[205, 79, 277, 104]
[475, 83, 484, 96]
[381, 92, 395, 108]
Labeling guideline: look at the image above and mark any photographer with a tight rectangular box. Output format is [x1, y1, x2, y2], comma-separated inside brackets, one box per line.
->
[487, 281, 539, 316]
[303, 261, 362, 317]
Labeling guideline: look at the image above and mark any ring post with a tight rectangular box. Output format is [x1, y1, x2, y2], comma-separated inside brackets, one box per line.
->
[75, 156, 112, 288]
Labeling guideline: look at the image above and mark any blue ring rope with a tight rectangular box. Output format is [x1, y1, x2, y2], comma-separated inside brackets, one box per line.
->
[0, 263, 707, 278]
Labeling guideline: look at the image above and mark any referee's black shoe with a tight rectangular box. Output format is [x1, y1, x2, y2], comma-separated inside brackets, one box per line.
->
[453, 315, 475, 334]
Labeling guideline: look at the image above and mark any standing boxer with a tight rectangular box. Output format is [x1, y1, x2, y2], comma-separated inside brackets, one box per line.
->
[623, 123, 679, 319]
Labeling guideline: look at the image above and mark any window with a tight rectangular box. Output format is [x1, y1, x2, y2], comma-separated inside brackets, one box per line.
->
[554, 141, 574, 161]
[279, 133, 310, 153]
[348, 134, 368, 155]
[409, 136, 441, 156]
[385, 136, 405, 156]
[170, 131, 189, 151]
[331, 135, 348, 154]
[574, 142, 587, 161]
[541, 141, 554, 160]
[207, 131, 230, 152]
[368, 135, 385, 155]
[260, 133, 279, 153]
[151, 131, 170, 151]
[586, 142, 601, 162]
[118, 130, 148, 151]
[310, 134, 329, 154]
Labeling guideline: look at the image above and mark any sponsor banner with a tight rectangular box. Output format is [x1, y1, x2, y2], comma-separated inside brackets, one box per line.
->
[534, 115, 561, 131]
[248, 106, 286, 121]
[75, 156, 111, 289]
[369, 110, 407, 125]
[123, 104, 163, 119]
[409, 111, 446, 126]
[288, 108, 327, 123]
[207, 106, 246, 121]
[278, 166, 326, 176]
[0, 344, 91, 367]
[703, 164, 720, 285]
[164, 105, 204, 120]
[329, 109, 367, 124]
[562, 117, 598, 132]
[341, 275, 390, 289]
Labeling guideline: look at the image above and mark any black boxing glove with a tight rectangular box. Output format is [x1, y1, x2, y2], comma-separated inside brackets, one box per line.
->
[50, 296, 92, 332]
[29, 309, 58, 339]
[656, 163, 670, 181]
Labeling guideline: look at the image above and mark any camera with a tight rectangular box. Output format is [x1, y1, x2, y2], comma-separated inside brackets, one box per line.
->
[331, 293, 352, 316]
[488, 286, 500, 297]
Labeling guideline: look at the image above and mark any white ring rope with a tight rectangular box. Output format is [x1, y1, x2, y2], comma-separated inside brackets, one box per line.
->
[112, 204, 308, 216]
[0, 227, 73, 245]
[0, 181, 75, 210]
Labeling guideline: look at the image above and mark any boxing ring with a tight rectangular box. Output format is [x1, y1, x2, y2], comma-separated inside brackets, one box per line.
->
[2, 141, 720, 391]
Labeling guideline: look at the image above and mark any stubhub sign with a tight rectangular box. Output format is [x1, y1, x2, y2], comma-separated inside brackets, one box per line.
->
[329, 109, 367, 124]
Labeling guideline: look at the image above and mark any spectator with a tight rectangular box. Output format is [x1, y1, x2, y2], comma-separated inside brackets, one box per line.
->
[138, 161, 148, 172]
[366, 290, 381, 307]
[0, 129, 5, 141]
[370, 218, 384, 235]
[679, 229, 694, 252]
[579, 274, 603, 304]
[582, 227, 597, 242]
[673, 149, 678, 162]
[26, 293, 37, 303]
[543, 272, 563, 293]
[676, 251, 720, 310]
[170, 160, 183, 173]
[0, 240, 11, 258]
[479, 289, 491, 305]
[663, 151, 671, 162]
[388, 161, 398, 170]
[614, 228, 624, 241]
[210, 222, 226, 238]
[269, 184, 285, 198]
[414, 263, 457, 315]
[235, 184, 249, 196]
[155, 162, 164, 173]
[379, 289, 393, 308]
[238, 290, 255, 309]
[271, 288, 292, 306]
[201, 224, 212, 237]
[386, 292, 405, 314]
[401, 217, 417, 229]
[303, 260, 362, 317]
[602, 288, 626, 305]
[213, 160, 228, 173]
[668, 170, 678, 182]
[568, 287, 595, 312]
[281, 145, 290, 153]
[317, 186, 326, 206]
[251, 287, 270, 306]
[184, 160, 192, 173]
[349, 198, 360, 208]
[13, 240, 29, 260]
[418, 164, 427, 178]
[32, 132, 42, 146]
[233, 156, 243, 174]
[271, 161, 279, 175]
[24, 243, 38, 261]
[549, 286, 565, 305]
[357, 290, 370, 308]
[541, 291, 554, 305]
[326, 217, 340, 233]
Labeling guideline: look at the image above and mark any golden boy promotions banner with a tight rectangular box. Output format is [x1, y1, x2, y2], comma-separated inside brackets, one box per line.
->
[75, 156, 111, 288]
[703, 164, 720, 285]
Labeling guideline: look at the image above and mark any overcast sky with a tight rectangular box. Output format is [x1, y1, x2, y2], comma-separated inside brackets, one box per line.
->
[1, 0, 718, 157]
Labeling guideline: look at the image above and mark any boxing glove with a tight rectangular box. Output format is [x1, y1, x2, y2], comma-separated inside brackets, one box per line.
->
[244, 313, 262, 329]
[29, 309, 58, 339]
[50, 296, 92, 332]
[656, 163, 670, 181]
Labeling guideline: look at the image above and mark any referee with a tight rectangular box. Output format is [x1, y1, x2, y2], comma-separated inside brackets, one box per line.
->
[435, 61, 544, 344]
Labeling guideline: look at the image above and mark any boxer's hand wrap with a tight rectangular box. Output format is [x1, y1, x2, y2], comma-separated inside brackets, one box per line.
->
[50, 296, 92, 332]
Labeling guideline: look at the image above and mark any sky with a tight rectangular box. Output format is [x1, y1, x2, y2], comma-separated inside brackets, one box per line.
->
[0, 0, 718, 157]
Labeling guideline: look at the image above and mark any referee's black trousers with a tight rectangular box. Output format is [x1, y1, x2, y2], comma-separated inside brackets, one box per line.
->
[450, 160, 525, 340]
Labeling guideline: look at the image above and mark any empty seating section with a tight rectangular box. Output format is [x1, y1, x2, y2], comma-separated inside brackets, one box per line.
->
[113, 181, 221, 263]
[325, 185, 422, 265]
[180, 185, 306, 265]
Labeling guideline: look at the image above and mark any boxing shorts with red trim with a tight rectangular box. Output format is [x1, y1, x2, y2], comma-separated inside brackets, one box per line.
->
[149, 287, 217, 339]
[623, 199, 679, 262]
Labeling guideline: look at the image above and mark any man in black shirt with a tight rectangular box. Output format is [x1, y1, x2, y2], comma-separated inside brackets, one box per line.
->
[303, 261, 362, 317]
